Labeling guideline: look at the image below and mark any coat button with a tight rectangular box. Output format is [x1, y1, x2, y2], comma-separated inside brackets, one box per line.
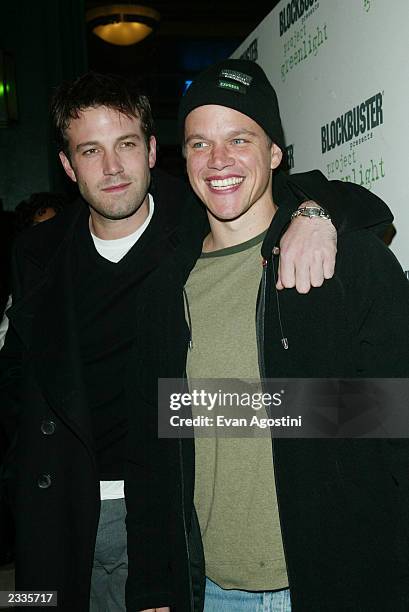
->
[37, 474, 52, 489]
[40, 420, 56, 435]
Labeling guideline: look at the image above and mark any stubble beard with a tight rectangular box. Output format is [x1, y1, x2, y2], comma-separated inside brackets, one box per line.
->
[89, 199, 145, 221]
[83, 181, 150, 222]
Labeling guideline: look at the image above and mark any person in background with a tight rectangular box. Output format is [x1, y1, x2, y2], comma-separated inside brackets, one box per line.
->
[14, 192, 67, 232]
[0, 192, 68, 350]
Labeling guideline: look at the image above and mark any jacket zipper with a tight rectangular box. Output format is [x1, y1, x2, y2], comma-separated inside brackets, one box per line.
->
[256, 255, 293, 595]
[181, 289, 195, 608]
[183, 288, 193, 349]
[256, 260, 268, 379]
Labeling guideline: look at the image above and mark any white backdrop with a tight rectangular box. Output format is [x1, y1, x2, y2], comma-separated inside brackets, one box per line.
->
[232, 0, 409, 268]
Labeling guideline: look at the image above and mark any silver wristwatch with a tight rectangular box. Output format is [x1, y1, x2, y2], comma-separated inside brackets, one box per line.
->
[290, 206, 331, 221]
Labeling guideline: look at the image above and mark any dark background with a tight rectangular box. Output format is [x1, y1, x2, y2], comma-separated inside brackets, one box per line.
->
[0, 0, 280, 211]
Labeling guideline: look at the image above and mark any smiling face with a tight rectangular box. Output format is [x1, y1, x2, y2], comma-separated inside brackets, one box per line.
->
[184, 105, 282, 234]
[59, 105, 156, 237]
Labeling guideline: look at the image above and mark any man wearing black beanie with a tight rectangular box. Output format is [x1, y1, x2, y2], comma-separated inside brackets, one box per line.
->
[178, 59, 286, 152]
[167, 59, 409, 611]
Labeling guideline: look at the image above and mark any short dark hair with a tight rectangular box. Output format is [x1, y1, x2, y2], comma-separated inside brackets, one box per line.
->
[50, 72, 155, 155]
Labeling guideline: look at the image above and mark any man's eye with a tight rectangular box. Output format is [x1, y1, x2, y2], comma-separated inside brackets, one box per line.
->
[232, 138, 246, 145]
[191, 142, 208, 149]
[83, 148, 98, 156]
[120, 141, 136, 148]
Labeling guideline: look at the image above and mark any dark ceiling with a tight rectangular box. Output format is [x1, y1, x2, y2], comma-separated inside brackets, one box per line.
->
[85, 1, 279, 120]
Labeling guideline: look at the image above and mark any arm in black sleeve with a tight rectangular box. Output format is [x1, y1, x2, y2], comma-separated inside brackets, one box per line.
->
[150, 168, 206, 281]
[277, 169, 393, 236]
[125, 420, 174, 610]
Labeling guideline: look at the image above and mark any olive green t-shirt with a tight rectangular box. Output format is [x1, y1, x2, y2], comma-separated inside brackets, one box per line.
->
[185, 232, 288, 591]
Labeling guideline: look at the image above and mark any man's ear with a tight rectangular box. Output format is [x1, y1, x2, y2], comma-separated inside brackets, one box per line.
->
[148, 135, 157, 169]
[59, 151, 77, 183]
[270, 143, 283, 171]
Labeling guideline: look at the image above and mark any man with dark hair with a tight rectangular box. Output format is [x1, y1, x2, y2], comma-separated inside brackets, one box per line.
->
[1, 72, 164, 612]
[52, 71, 155, 153]
[0, 69, 396, 612]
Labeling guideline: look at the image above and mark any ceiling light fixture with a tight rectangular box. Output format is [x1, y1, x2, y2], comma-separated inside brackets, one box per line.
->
[86, 4, 160, 46]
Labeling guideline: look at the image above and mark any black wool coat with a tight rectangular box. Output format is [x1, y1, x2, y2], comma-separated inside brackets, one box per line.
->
[0, 170, 196, 611]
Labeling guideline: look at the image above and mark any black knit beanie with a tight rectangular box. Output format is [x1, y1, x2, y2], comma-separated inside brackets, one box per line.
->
[178, 59, 285, 151]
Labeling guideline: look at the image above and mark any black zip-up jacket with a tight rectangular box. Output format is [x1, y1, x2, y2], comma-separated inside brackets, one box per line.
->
[127, 170, 409, 612]
[257, 201, 409, 612]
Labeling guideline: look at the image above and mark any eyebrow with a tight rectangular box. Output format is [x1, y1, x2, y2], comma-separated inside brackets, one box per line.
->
[185, 128, 259, 144]
[76, 133, 142, 151]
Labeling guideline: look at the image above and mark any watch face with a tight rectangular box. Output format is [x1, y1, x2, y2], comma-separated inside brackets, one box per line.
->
[291, 206, 330, 221]
[307, 207, 328, 216]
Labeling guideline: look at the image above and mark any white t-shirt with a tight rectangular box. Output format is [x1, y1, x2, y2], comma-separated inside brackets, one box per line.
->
[91, 194, 154, 262]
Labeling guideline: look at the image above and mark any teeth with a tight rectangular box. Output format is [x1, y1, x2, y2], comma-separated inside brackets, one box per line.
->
[209, 177, 244, 189]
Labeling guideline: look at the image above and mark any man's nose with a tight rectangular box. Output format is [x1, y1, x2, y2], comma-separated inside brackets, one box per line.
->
[103, 150, 124, 175]
[207, 143, 234, 170]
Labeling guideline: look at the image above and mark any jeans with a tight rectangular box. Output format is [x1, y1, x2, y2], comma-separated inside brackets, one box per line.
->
[205, 577, 292, 612]
[89, 498, 128, 612]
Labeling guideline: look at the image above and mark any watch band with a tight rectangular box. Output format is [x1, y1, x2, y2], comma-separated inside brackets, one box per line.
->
[291, 206, 331, 221]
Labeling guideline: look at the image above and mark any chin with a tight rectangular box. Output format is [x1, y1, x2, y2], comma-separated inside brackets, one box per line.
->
[207, 206, 246, 222]
[93, 196, 140, 218]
